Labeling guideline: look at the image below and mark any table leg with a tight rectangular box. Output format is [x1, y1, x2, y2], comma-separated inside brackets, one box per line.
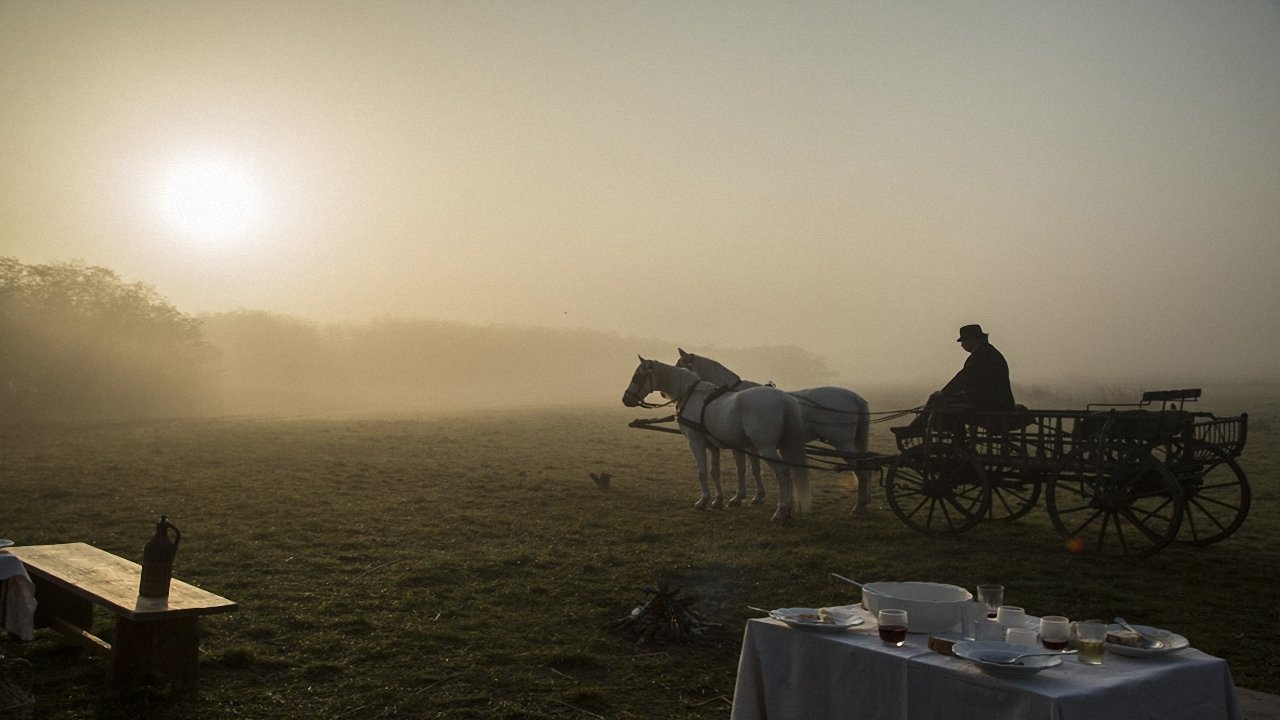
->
[109, 616, 200, 693]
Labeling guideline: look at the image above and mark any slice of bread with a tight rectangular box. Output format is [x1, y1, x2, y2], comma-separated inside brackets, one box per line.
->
[1105, 629, 1145, 647]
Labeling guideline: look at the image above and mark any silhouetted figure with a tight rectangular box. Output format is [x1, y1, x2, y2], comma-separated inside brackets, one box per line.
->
[894, 324, 1015, 436]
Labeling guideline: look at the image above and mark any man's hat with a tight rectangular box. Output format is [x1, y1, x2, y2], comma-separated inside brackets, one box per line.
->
[957, 324, 988, 342]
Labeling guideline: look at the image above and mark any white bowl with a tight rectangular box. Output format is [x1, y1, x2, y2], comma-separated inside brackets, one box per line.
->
[861, 581, 972, 634]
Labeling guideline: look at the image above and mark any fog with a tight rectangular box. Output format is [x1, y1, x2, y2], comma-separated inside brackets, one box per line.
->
[3, 2, 1279, 389]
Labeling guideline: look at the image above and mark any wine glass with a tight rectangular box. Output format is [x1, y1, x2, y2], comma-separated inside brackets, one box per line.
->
[976, 584, 1004, 619]
[1040, 616, 1070, 650]
[877, 609, 909, 646]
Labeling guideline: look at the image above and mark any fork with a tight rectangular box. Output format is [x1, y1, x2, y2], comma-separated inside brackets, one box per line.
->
[1114, 617, 1165, 649]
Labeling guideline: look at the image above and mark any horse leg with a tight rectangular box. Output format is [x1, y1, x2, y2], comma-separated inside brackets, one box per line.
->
[750, 455, 766, 504]
[853, 468, 872, 514]
[833, 439, 872, 514]
[688, 440, 712, 510]
[757, 448, 792, 521]
[709, 447, 725, 510]
[728, 450, 747, 506]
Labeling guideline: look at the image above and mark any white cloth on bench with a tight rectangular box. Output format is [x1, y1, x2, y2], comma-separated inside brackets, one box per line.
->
[0, 553, 37, 641]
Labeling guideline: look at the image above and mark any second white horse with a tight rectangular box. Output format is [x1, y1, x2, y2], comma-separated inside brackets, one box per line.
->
[676, 349, 873, 513]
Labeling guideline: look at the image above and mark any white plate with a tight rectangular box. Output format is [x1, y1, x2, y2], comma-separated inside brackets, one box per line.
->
[770, 607, 865, 632]
[953, 640, 1065, 678]
[1105, 624, 1190, 656]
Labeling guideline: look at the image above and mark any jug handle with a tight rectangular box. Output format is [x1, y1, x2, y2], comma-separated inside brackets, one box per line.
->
[165, 520, 182, 548]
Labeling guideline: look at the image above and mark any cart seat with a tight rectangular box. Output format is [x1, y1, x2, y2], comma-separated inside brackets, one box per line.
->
[1078, 409, 1195, 443]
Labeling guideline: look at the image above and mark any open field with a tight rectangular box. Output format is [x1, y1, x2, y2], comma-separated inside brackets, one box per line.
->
[2, 386, 1278, 719]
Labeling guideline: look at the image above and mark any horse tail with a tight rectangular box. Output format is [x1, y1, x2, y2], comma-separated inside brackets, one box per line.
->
[784, 398, 812, 514]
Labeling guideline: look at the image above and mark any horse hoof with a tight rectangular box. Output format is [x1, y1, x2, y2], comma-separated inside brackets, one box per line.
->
[694, 500, 709, 511]
[728, 497, 743, 507]
[851, 505, 870, 516]
[770, 510, 792, 522]
[751, 496, 765, 506]
[712, 499, 725, 510]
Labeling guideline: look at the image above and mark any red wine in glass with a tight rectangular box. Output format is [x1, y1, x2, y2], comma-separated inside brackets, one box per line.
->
[1042, 637, 1070, 650]
[879, 624, 909, 645]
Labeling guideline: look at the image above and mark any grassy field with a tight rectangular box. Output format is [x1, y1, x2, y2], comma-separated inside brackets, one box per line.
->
[1, 387, 1277, 719]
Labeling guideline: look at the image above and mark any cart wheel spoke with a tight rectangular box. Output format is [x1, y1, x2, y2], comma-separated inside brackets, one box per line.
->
[1048, 446, 1181, 558]
[885, 444, 988, 536]
[1172, 449, 1250, 546]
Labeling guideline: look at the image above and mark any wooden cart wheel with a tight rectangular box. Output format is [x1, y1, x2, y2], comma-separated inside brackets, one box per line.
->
[983, 468, 1042, 522]
[1168, 446, 1251, 546]
[1047, 444, 1183, 558]
[884, 443, 989, 536]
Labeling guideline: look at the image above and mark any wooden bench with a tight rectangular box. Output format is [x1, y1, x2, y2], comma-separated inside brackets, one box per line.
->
[5, 542, 238, 693]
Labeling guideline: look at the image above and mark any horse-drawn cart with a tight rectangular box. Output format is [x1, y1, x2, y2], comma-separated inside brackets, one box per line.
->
[871, 388, 1249, 557]
[630, 385, 1250, 558]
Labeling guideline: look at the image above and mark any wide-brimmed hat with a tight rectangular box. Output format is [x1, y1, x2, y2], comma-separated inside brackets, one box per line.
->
[957, 324, 988, 342]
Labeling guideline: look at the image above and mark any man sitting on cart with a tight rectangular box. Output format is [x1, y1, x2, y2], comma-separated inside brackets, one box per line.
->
[893, 324, 1016, 437]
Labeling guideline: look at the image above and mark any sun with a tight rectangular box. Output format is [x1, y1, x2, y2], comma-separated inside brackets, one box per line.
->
[155, 157, 261, 242]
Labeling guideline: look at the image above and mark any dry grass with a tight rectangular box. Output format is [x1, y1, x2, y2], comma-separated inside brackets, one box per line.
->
[1, 389, 1277, 718]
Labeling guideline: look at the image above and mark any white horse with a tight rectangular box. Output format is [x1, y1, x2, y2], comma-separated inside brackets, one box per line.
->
[622, 357, 812, 521]
[676, 349, 874, 514]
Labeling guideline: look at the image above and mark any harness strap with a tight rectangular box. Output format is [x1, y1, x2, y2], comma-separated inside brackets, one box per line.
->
[677, 385, 729, 434]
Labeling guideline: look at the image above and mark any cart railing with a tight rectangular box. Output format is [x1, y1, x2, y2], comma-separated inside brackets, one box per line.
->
[1188, 414, 1248, 461]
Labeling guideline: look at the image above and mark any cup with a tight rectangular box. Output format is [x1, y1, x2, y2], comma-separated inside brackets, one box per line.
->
[1006, 626, 1039, 648]
[976, 584, 1004, 619]
[878, 609, 909, 647]
[975, 618, 1005, 641]
[996, 605, 1026, 628]
[961, 602, 986, 640]
[1039, 616, 1070, 650]
[1075, 620, 1107, 664]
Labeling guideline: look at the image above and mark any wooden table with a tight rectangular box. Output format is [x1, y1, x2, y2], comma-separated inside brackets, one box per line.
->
[5, 542, 238, 693]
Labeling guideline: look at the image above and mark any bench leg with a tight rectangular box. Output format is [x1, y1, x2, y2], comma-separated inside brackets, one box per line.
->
[110, 616, 200, 693]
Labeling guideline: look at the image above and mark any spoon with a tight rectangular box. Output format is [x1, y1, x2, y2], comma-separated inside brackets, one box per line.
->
[1114, 617, 1165, 649]
[983, 649, 1078, 665]
[829, 573, 866, 588]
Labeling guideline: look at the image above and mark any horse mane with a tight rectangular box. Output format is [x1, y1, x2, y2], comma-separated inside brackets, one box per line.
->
[678, 351, 743, 387]
[650, 359, 704, 398]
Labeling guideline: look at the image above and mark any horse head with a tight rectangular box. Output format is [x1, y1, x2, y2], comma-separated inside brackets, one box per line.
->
[622, 356, 656, 407]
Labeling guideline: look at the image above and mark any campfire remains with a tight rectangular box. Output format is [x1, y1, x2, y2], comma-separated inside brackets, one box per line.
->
[606, 581, 719, 643]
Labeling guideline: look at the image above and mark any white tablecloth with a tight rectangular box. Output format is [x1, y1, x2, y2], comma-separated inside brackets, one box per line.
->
[0, 552, 37, 641]
[730, 612, 1242, 720]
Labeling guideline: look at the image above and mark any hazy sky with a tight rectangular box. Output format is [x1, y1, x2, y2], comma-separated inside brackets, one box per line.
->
[3, 1, 1278, 386]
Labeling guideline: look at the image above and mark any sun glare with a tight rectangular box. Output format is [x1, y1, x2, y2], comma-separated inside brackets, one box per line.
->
[156, 157, 261, 241]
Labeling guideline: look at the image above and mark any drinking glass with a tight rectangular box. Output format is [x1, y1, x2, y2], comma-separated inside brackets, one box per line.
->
[961, 602, 986, 640]
[878, 609, 909, 647]
[1075, 620, 1107, 664]
[995, 605, 1026, 628]
[1006, 627, 1038, 647]
[1039, 616, 1070, 650]
[976, 584, 1004, 619]
[975, 618, 1005, 641]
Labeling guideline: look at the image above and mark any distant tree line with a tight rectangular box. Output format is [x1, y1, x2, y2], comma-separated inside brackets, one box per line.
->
[2, 257, 843, 419]
[0, 257, 216, 418]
